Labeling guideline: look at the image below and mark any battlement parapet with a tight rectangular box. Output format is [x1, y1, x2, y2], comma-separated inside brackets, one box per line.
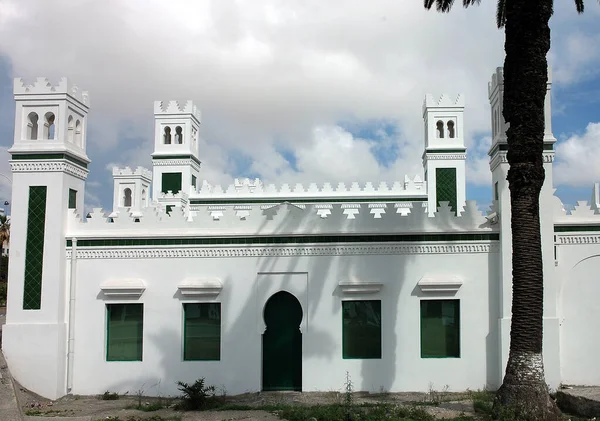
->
[196, 176, 426, 199]
[14, 77, 90, 106]
[66, 200, 497, 239]
[154, 100, 201, 121]
[158, 191, 189, 200]
[112, 166, 153, 180]
[423, 94, 464, 114]
[488, 67, 504, 99]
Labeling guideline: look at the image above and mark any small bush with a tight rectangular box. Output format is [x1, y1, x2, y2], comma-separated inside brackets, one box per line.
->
[176, 378, 216, 410]
[0, 281, 7, 306]
[101, 391, 119, 400]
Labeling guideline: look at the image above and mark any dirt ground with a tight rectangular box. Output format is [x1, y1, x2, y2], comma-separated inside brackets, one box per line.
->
[15, 382, 477, 421]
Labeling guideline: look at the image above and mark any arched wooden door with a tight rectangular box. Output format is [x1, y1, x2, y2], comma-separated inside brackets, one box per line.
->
[262, 291, 302, 391]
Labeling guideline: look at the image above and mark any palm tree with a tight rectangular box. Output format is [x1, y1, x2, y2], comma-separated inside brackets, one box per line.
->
[424, 0, 596, 419]
[0, 214, 9, 254]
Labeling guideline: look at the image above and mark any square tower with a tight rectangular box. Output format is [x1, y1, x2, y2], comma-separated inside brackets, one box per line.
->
[111, 166, 152, 218]
[422, 94, 466, 215]
[151, 100, 201, 203]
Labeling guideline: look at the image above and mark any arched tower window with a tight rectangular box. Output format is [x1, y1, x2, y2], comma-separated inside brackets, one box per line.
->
[67, 116, 74, 142]
[123, 188, 132, 207]
[44, 112, 56, 139]
[27, 112, 39, 140]
[436, 121, 444, 139]
[447, 121, 455, 138]
[75, 120, 82, 146]
[141, 189, 147, 206]
[175, 126, 183, 144]
[164, 126, 172, 144]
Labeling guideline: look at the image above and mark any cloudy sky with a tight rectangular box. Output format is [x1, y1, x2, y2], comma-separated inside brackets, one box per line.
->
[1, 0, 599, 213]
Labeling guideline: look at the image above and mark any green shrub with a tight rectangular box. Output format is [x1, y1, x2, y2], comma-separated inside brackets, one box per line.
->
[0, 281, 7, 306]
[176, 378, 216, 410]
[101, 391, 119, 400]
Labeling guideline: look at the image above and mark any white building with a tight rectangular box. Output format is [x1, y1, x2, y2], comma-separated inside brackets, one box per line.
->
[2, 70, 600, 400]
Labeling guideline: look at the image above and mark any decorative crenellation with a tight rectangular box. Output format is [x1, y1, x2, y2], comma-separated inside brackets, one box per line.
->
[112, 166, 152, 179]
[158, 191, 189, 200]
[488, 67, 504, 98]
[154, 100, 201, 120]
[14, 77, 90, 106]
[196, 176, 426, 199]
[66, 200, 498, 239]
[423, 93, 464, 110]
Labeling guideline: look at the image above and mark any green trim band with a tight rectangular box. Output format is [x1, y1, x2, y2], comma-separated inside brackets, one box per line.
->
[554, 225, 600, 233]
[190, 197, 427, 205]
[11, 153, 88, 169]
[152, 154, 201, 166]
[424, 148, 467, 154]
[66, 232, 499, 248]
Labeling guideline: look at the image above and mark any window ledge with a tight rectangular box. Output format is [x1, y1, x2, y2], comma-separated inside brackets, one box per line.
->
[418, 276, 463, 293]
[178, 277, 223, 297]
[339, 281, 383, 294]
[100, 278, 146, 298]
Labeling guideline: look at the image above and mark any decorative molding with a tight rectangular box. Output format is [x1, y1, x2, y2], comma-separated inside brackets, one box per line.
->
[557, 235, 600, 245]
[418, 276, 463, 293]
[177, 277, 223, 297]
[100, 278, 146, 298]
[490, 151, 554, 171]
[67, 242, 499, 260]
[423, 153, 467, 161]
[10, 160, 89, 180]
[152, 158, 201, 171]
[339, 281, 383, 294]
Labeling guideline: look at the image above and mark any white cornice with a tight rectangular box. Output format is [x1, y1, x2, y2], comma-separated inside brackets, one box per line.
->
[10, 160, 89, 180]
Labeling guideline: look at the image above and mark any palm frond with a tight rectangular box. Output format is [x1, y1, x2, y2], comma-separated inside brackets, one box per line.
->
[574, 0, 584, 12]
[424, 0, 481, 12]
[496, 0, 506, 28]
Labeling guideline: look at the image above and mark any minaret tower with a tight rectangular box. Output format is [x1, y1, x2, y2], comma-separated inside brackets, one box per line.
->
[488, 67, 560, 389]
[151, 100, 201, 211]
[4, 77, 90, 399]
[422, 94, 466, 215]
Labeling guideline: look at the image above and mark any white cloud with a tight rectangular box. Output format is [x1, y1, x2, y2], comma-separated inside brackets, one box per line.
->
[554, 122, 600, 186]
[0, 0, 597, 209]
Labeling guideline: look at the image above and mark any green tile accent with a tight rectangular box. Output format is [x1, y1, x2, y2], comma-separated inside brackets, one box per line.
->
[420, 299, 460, 358]
[489, 142, 554, 157]
[23, 186, 47, 310]
[183, 303, 221, 361]
[11, 153, 88, 169]
[106, 303, 144, 361]
[161, 172, 182, 194]
[424, 148, 467, 153]
[554, 225, 600, 232]
[342, 300, 381, 359]
[166, 205, 174, 215]
[190, 197, 427, 205]
[436, 168, 457, 215]
[191, 175, 197, 189]
[68, 189, 77, 209]
[68, 232, 499, 248]
[152, 154, 201, 166]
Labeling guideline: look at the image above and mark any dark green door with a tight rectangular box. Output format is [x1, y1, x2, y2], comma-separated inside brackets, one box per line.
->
[262, 291, 302, 391]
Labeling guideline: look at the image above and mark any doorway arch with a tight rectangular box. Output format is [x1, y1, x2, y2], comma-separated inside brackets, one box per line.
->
[262, 291, 302, 391]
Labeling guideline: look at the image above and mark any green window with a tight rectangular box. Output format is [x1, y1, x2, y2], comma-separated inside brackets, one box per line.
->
[165, 205, 174, 215]
[161, 172, 182, 194]
[191, 175, 197, 189]
[183, 303, 221, 361]
[23, 186, 47, 310]
[342, 300, 381, 359]
[420, 299, 460, 358]
[106, 303, 144, 361]
[436, 168, 457, 215]
[68, 188, 77, 209]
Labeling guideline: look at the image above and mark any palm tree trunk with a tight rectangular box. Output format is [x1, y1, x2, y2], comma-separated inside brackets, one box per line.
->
[494, 0, 560, 419]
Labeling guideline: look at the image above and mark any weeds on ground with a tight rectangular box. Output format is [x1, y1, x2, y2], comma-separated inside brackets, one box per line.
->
[175, 377, 216, 410]
[97, 416, 181, 421]
[101, 391, 119, 400]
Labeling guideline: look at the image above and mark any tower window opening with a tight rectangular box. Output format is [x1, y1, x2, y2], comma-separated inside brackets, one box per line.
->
[123, 188, 132, 207]
[164, 126, 172, 144]
[447, 120, 455, 138]
[67, 116, 74, 142]
[141, 189, 147, 206]
[75, 120, 82, 146]
[27, 112, 39, 140]
[436, 121, 444, 138]
[175, 126, 183, 144]
[44, 112, 56, 139]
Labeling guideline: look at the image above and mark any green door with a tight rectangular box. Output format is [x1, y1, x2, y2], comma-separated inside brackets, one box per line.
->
[262, 291, 302, 391]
